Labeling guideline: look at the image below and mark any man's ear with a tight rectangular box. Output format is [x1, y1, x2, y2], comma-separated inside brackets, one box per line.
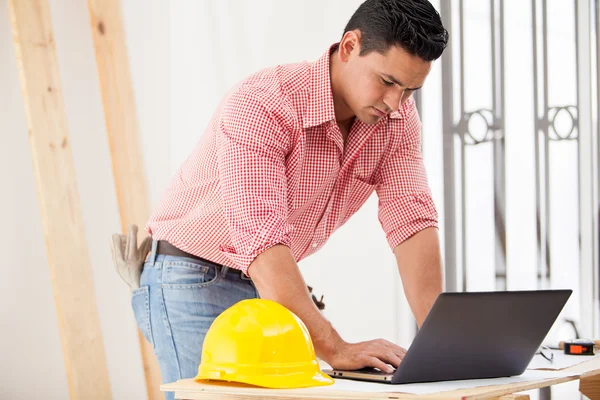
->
[339, 29, 361, 62]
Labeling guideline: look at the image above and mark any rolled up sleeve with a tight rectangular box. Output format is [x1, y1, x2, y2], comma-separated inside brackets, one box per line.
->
[216, 89, 294, 273]
[376, 101, 438, 250]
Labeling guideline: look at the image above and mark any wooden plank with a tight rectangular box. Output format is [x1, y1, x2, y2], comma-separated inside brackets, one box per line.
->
[580, 369, 600, 399]
[172, 394, 531, 400]
[85, 0, 162, 399]
[165, 376, 576, 400]
[164, 356, 600, 400]
[170, 394, 530, 400]
[6, 1, 112, 399]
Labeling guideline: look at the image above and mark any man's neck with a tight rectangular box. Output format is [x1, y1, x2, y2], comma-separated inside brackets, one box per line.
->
[329, 49, 356, 129]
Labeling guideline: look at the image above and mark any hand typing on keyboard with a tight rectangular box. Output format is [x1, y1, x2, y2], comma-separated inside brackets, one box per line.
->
[327, 339, 406, 373]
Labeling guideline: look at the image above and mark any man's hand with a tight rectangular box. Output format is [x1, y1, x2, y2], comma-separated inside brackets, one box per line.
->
[327, 338, 407, 373]
[110, 224, 152, 290]
[247, 244, 406, 373]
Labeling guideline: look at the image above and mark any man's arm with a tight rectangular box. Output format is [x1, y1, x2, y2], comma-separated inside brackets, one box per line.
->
[248, 244, 406, 373]
[394, 227, 443, 327]
[375, 98, 441, 327]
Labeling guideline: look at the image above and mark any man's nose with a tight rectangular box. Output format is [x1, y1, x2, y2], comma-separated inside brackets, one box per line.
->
[384, 89, 405, 112]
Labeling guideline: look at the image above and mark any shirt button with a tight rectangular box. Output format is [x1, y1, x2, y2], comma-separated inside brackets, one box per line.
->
[312, 243, 318, 249]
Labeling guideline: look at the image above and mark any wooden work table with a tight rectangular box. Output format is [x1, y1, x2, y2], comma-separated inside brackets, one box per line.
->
[161, 357, 600, 400]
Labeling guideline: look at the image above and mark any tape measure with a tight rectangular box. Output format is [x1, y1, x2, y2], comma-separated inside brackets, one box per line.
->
[559, 339, 598, 355]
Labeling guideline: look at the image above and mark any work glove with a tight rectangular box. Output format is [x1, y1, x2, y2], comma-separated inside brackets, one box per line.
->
[110, 224, 152, 290]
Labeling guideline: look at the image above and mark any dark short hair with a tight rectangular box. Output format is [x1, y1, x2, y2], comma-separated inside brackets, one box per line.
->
[343, 0, 449, 61]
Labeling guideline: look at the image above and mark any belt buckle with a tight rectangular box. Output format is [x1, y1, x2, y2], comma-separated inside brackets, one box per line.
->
[240, 271, 251, 281]
[221, 264, 251, 281]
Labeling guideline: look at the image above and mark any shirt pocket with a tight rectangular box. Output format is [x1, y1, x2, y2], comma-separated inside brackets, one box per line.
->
[341, 177, 377, 224]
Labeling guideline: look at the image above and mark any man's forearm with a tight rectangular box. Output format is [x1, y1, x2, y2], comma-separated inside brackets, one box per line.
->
[247, 244, 344, 361]
[394, 227, 443, 327]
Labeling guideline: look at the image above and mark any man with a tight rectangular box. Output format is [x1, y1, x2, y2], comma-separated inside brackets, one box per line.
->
[124, 0, 448, 393]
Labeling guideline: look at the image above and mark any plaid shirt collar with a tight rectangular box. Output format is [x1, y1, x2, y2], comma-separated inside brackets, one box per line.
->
[303, 43, 405, 129]
[303, 43, 338, 128]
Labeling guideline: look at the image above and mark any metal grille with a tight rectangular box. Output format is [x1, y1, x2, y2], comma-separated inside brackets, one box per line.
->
[439, 0, 598, 341]
[440, 0, 506, 292]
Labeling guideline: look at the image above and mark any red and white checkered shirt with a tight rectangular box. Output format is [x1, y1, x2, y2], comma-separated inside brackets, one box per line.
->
[147, 43, 438, 274]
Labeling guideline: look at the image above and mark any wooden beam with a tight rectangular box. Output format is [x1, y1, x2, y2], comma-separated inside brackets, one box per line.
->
[7, 1, 112, 399]
[86, 0, 162, 399]
[580, 369, 600, 399]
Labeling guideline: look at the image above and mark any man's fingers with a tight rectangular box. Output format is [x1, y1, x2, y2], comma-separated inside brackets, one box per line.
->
[358, 340, 404, 369]
[388, 344, 406, 360]
[332, 341, 403, 373]
[363, 356, 394, 374]
[378, 339, 407, 359]
[372, 348, 402, 368]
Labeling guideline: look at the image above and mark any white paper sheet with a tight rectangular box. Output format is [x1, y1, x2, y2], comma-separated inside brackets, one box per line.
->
[320, 369, 578, 394]
[527, 349, 599, 370]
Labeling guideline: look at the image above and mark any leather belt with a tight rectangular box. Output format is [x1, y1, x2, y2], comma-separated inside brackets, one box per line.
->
[156, 240, 203, 260]
[155, 240, 250, 280]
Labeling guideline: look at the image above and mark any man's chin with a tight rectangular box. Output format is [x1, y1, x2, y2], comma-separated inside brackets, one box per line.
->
[356, 112, 383, 125]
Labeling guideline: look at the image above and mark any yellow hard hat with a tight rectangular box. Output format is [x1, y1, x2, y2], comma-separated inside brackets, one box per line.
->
[195, 298, 334, 388]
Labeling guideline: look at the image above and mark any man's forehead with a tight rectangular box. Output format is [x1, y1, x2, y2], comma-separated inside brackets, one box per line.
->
[366, 49, 432, 86]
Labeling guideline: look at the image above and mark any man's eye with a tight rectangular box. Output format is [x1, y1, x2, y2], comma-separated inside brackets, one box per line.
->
[382, 79, 394, 86]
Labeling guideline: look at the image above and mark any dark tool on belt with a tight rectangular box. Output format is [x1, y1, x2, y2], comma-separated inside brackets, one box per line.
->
[307, 285, 325, 310]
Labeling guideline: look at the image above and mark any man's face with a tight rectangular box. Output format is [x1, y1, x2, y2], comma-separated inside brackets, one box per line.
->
[338, 32, 433, 124]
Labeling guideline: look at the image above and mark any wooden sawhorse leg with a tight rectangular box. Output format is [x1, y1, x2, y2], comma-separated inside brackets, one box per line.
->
[580, 370, 600, 399]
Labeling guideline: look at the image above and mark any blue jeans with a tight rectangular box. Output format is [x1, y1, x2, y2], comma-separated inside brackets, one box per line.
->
[131, 241, 258, 400]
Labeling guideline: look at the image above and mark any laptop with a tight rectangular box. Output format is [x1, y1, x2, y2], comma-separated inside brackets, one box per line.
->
[323, 289, 572, 384]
